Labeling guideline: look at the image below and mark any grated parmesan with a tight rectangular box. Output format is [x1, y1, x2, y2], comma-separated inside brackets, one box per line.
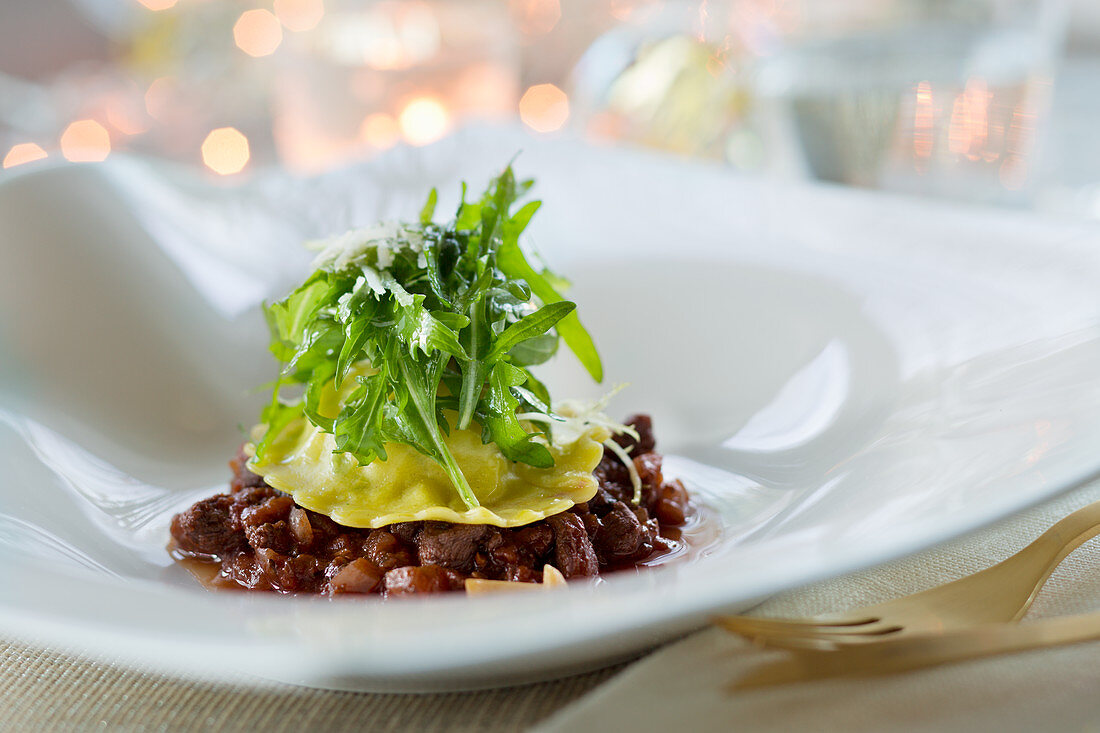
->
[517, 387, 644, 504]
[307, 221, 425, 274]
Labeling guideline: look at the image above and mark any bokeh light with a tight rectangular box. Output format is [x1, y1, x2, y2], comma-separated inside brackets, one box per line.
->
[948, 78, 992, 161]
[360, 113, 400, 150]
[274, 0, 325, 32]
[60, 120, 111, 162]
[913, 80, 934, 167]
[144, 77, 177, 121]
[454, 64, 517, 116]
[2, 143, 48, 169]
[135, 0, 178, 10]
[105, 91, 150, 136]
[398, 97, 450, 146]
[610, 0, 663, 22]
[234, 9, 283, 58]
[353, 4, 441, 71]
[201, 127, 251, 175]
[509, 0, 561, 35]
[519, 84, 569, 133]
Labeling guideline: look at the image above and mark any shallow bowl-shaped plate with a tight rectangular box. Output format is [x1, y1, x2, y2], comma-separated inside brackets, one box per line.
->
[2, 127, 1100, 691]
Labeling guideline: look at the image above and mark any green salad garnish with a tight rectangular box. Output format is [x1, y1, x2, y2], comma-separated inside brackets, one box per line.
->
[254, 166, 603, 510]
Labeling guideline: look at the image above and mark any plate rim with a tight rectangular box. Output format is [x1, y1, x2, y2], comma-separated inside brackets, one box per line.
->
[4, 130, 1100, 687]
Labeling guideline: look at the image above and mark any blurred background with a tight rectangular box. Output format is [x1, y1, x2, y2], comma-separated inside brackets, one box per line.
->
[1, 0, 1099, 217]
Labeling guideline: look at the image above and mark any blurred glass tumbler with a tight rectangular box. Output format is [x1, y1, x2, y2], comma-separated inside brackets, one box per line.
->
[752, 0, 1067, 203]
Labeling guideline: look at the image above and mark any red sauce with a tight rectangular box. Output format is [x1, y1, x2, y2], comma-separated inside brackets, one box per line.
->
[170, 414, 701, 597]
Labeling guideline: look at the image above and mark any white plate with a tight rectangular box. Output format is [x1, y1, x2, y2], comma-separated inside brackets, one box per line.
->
[2, 126, 1100, 691]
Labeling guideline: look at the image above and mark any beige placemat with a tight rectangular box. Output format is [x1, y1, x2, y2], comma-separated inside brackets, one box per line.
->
[538, 480, 1100, 733]
[11, 484, 1100, 732]
[0, 640, 623, 733]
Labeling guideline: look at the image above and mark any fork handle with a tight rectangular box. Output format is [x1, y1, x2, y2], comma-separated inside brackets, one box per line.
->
[997, 499, 1100, 620]
[733, 611, 1100, 689]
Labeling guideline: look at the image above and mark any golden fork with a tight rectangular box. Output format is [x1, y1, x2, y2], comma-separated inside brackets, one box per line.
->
[717, 499, 1100, 649]
[731, 610, 1100, 690]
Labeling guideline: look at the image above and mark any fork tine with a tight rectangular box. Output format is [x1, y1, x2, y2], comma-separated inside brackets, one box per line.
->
[721, 623, 905, 650]
[747, 628, 905, 651]
[715, 614, 880, 636]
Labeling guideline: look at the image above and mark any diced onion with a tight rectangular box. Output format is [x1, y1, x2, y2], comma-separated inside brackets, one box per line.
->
[465, 565, 568, 595]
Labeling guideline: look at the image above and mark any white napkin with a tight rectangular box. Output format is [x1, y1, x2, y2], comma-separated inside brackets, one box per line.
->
[537, 480, 1100, 733]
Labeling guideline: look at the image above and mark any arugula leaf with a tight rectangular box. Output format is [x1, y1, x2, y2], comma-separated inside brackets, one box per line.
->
[419, 188, 438, 224]
[333, 370, 390, 463]
[253, 165, 604, 509]
[496, 239, 603, 382]
[507, 332, 558, 366]
[484, 362, 554, 468]
[485, 301, 575, 362]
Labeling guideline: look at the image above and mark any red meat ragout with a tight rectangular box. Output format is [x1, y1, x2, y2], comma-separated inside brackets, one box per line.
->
[170, 415, 691, 597]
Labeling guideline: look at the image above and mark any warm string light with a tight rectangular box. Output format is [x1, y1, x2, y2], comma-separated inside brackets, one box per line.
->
[3, 143, 47, 169]
[93, 2, 554, 170]
[234, 9, 284, 57]
[60, 120, 111, 162]
[201, 127, 251, 175]
[398, 97, 450, 146]
[519, 84, 569, 133]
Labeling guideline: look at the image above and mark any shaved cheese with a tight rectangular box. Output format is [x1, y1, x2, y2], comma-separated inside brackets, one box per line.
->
[519, 387, 644, 504]
[601, 437, 643, 505]
[307, 222, 425, 274]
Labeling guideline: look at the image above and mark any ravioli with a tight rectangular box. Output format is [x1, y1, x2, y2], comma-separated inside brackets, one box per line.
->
[246, 367, 607, 528]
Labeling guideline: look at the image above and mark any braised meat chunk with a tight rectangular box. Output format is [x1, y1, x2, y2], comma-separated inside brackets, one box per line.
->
[170, 414, 691, 597]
